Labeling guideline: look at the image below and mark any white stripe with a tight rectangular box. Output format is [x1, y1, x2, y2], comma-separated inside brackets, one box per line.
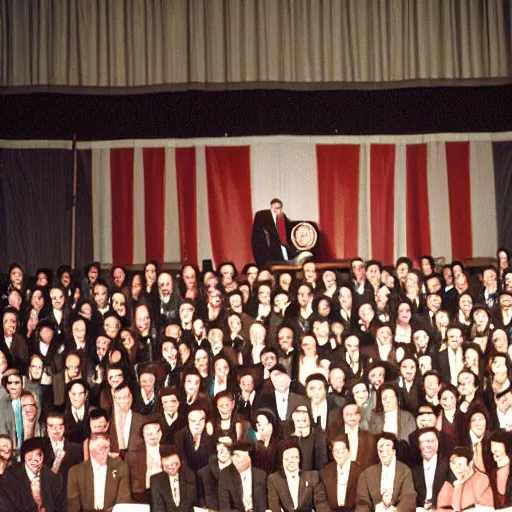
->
[2, 131, 512, 150]
[394, 144, 408, 261]
[196, 146, 213, 267]
[251, 141, 319, 223]
[427, 141, 452, 261]
[132, 147, 146, 264]
[358, 143, 372, 259]
[470, 140, 498, 256]
[164, 147, 181, 263]
[91, 149, 113, 263]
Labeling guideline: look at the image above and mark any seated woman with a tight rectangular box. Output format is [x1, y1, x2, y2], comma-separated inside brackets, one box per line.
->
[437, 446, 494, 511]
[488, 428, 512, 509]
[208, 355, 239, 399]
[248, 409, 280, 474]
[211, 390, 242, 442]
[297, 332, 328, 386]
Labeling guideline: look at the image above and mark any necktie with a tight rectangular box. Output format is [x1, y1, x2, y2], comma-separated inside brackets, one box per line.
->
[52, 446, 64, 473]
[172, 476, 180, 506]
[118, 413, 126, 449]
[31, 474, 43, 510]
[276, 213, 287, 245]
[13, 399, 23, 448]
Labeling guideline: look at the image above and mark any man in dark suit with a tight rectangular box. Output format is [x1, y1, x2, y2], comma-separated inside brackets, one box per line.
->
[197, 435, 233, 511]
[219, 440, 268, 512]
[0, 437, 66, 512]
[326, 402, 378, 471]
[67, 433, 132, 512]
[411, 428, 449, 509]
[435, 324, 465, 386]
[43, 411, 83, 489]
[320, 434, 363, 512]
[253, 365, 309, 430]
[267, 437, 329, 512]
[151, 445, 197, 512]
[355, 433, 416, 512]
[108, 382, 145, 454]
[251, 198, 297, 267]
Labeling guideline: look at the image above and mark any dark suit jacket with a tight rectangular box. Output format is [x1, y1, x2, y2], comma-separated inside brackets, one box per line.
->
[150, 466, 197, 512]
[174, 427, 214, 472]
[0, 462, 66, 512]
[43, 437, 84, 488]
[108, 410, 145, 454]
[67, 456, 132, 512]
[355, 460, 417, 512]
[411, 456, 449, 508]
[267, 469, 329, 512]
[219, 464, 268, 512]
[197, 455, 223, 510]
[320, 461, 362, 512]
[63, 408, 89, 444]
[251, 209, 296, 267]
[253, 390, 309, 423]
[0, 333, 29, 374]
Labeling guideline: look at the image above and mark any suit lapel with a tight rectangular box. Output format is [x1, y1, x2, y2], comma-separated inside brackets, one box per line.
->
[40, 468, 52, 510]
[298, 473, 310, 509]
[278, 473, 296, 512]
[104, 458, 117, 509]
[84, 460, 95, 509]
[392, 462, 403, 505]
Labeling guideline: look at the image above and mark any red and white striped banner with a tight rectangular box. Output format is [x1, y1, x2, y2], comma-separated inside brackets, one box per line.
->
[90, 134, 507, 268]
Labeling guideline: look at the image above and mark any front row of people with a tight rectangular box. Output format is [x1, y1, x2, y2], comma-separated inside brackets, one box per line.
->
[0, 422, 508, 511]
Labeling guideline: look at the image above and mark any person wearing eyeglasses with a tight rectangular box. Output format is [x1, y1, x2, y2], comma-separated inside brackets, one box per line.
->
[0, 369, 25, 453]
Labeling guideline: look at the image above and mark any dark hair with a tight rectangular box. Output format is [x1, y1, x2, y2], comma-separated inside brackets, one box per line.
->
[330, 433, 351, 452]
[305, 372, 328, 390]
[376, 432, 398, 451]
[416, 426, 440, 442]
[89, 408, 109, 423]
[277, 438, 302, 472]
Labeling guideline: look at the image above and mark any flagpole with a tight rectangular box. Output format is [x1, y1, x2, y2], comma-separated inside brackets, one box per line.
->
[71, 134, 77, 269]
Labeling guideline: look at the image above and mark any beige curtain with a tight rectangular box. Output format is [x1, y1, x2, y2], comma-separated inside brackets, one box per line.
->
[1, 0, 511, 92]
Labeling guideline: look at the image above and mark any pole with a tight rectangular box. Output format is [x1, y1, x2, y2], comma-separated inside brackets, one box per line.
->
[71, 134, 77, 269]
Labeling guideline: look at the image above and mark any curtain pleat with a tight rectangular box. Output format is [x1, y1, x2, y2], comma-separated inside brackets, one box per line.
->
[1, 0, 510, 92]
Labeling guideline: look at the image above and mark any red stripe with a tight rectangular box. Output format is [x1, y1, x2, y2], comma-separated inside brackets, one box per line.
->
[176, 147, 198, 265]
[406, 144, 431, 261]
[205, 146, 253, 270]
[316, 144, 359, 259]
[446, 141, 472, 259]
[143, 148, 166, 262]
[370, 144, 395, 264]
[110, 148, 134, 265]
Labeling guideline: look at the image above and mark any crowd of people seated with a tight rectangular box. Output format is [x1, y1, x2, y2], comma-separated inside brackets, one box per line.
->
[0, 248, 511, 511]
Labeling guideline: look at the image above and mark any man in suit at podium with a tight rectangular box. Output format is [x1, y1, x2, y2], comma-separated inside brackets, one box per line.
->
[251, 198, 298, 268]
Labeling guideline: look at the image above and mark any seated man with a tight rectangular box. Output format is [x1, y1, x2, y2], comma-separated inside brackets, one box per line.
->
[67, 433, 132, 512]
[267, 437, 329, 512]
[320, 434, 363, 512]
[218, 440, 268, 512]
[355, 432, 416, 512]
[151, 445, 197, 512]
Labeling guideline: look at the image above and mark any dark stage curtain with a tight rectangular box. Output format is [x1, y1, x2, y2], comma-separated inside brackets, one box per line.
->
[0, 148, 92, 275]
[494, 141, 512, 250]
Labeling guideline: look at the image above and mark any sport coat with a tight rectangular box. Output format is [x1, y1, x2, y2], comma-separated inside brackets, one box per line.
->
[108, 409, 145, 454]
[150, 466, 197, 512]
[219, 464, 268, 512]
[267, 469, 330, 512]
[355, 460, 417, 512]
[197, 455, 223, 510]
[0, 462, 66, 512]
[67, 456, 132, 512]
[368, 409, 417, 442]
[253, 390, 310, 423]
[320, 461, 362, 512]
[411, 456, 449, 508]
[0, 394, 17, 447]
[0, 333, 29, 374]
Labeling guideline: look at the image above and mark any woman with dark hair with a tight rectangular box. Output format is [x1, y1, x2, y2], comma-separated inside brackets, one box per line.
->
[250, 409, 280, 474]
[456, 292, 474, 328]
[312, 295, 333, 321]
[143, 260, 159, 298]
[194, 348, 212, 382]
[130, 271, 145, 309]
[110, 290, 132, 328]
[157, 386, 186, 445]
[394, 299, 413, 346]
[462, 342, 485, 382]
[81, 261, 100, 299]
[24, 286, 49, 339]
[319, 269, 339, 299]
[29, 318, 65, 382]
[212, 390, 242, 441]
[488, 428, 512, 509]
[160, 336, 180, 388]
[297, 332, 326, 386]
[119, 327, 141, 366]
[420, 255, 436, 279]
[436, 384, 458, 450]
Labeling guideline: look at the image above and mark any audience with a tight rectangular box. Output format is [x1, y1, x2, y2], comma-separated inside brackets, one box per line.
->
[0, 248, 511, 511]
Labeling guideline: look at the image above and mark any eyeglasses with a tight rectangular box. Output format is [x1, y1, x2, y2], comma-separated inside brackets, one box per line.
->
[22, 403, 36, 408]
[7, 380, 21, 385]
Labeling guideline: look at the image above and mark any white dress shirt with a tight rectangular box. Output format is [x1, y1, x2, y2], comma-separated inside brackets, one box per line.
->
[345, 426, 359, 461]
[383, 411, 399, 435]
[285, 470, 300, 509]
[91, 460, 107, 510]
[337, 459, 351, 506]
[423, 454, 437, 500]
[311, 400, 328, 430]
[497, 407, 512, 430]
[447, 348, 463, 386]
[240, 467, 253, 507]
[275, 390, 289, 420]
[169, 474, 180, 505]
[72, 405, 85, 422]
[380, 457, 397, 497]
[5, 337, 12, 351]
[53, 308, 63, 325]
